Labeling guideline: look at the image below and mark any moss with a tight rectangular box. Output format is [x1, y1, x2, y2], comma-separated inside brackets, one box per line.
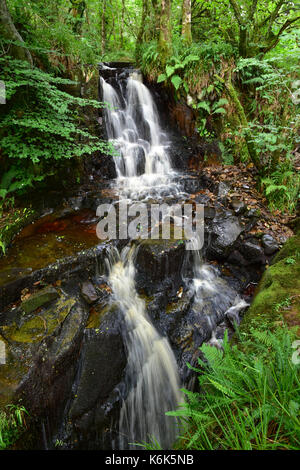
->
[240, 232, 300, 335]
[3, 297, 76, 344]
[86, 302, 120, 329]
[272, 234, 300, 263]
[0, 208, 36, 258]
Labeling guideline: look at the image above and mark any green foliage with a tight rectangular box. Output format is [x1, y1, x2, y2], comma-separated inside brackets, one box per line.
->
[0, 165, 45, 200]
[0, 57, 110, 199]
[0, 404, 28, 449]
[167, 327, 300, 450]
[260, 161, 300, 213]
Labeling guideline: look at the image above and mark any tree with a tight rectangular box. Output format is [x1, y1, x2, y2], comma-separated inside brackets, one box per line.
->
[101, 0, 107, 55]
[228, 0, 300, 57]
[137, 0, 149, 44]
[69, 0, 87, 34]
[158, 0, 172, 64]
[0, 0, 32, 64]
[182, 0, 192, 43]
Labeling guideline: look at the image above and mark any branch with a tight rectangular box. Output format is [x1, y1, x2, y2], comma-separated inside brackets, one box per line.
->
[262, 15, 300, 54]
[228, 0, 243, 25]
[248, 0, 258, 21]
[267, 0, 287, 36]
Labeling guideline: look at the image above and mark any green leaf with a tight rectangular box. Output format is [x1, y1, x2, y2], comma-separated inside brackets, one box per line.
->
[166, 66, 175, 78]
[212, 107, 226, 115]
[197, 101, 211, 113]
[157, 74, 167, 83]
[0, 189, 8, 199]
[171, 75, 183, 90]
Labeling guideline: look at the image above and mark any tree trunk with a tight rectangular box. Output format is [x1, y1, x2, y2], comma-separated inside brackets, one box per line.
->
[181, 0, 192, 44]
[120, 0, 125, 48]
[216, 72, 261, 170]
[150, 0, 160, 40]
[137, 0, 149, 44]
[101, 0, 106, 55]
[158, 0, 172, 66]
[0, 0, 32, 65]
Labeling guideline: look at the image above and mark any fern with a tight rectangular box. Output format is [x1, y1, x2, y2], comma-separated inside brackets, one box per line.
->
[163, 327, 300, 450]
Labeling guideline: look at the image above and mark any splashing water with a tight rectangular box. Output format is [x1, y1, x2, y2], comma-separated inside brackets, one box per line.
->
[107, 247, 182, 449]
[101, 73, 179, 200]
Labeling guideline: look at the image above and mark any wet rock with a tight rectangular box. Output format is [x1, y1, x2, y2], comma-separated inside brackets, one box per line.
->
[262, 234, 279, 255]
[218, 182, 230, 198]
[239, 240, 266, 265]
[62, 303, 127, 449]
[204, 206, 216, 220]
[0, 294, 88, 426]
[227, 250, 247, 266]
[230, 197, 246, 215]
[135, 239, 186, 295]
[0, 244, 108, 311]
[206, 214, 243, 260]
[21, 286, 59, 314]
[80, 281, 99, 305]
[246, 208, 260, 218]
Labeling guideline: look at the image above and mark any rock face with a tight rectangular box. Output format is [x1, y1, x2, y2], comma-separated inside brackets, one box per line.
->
[80, 281, 99, 305]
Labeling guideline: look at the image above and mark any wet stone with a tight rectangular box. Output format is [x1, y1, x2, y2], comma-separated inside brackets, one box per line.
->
[80, 281, 99, 305]
[206, 214, 243, 260]
[262, 234, 279, 255]
[218, 182, 230, 198]
[239, 240, 266, 265]
[230, 197, 246, 215]
[21, 286, 59, 314]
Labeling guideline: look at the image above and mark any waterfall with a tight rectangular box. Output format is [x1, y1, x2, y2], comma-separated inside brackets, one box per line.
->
[99, 68, 246, 449]
[101, 73, 178, 200]
[100, 70, 183, 449]
[107, 247, 182, 449]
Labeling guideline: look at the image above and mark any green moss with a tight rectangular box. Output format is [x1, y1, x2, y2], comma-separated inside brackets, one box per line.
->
[86, 303, 119, 329]
[0, 208, 36, 257]
[240, 233, 300, 335]
[272, 234, 300, 263]
[3, 297, 76, 344]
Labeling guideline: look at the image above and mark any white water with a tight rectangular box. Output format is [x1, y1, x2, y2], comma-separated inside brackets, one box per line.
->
[101, 73, 179, 200]
[100, 70, 247, 449]
[107, 247, 182, 449]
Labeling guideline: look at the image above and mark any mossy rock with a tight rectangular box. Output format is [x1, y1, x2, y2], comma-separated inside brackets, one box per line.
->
[240, 232, 300, 335]
[2, 296, 76, 344]
[0, 208, 36, 258]
[21, 286, 59, 314]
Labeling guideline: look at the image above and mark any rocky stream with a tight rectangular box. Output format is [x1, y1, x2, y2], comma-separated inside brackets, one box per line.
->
[0, 63, 283, 450]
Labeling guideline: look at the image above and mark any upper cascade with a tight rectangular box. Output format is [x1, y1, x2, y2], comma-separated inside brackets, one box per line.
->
[100, 71, 179, 201]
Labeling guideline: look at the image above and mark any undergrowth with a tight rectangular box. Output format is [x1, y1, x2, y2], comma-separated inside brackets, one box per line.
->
[167, 326, 300, 450]
[139, 325, 300, 450]
[0, 404, 28, 450]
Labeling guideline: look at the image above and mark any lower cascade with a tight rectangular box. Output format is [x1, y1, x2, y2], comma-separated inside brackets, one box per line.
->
[107, 247, 182, 449]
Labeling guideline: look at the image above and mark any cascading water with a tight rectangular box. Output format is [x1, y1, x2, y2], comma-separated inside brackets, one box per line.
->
[101, 72, 178, 200]
[101, 69, 183, 449]
[107, 247, 182, 449]
[99, 67, 247, 449]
